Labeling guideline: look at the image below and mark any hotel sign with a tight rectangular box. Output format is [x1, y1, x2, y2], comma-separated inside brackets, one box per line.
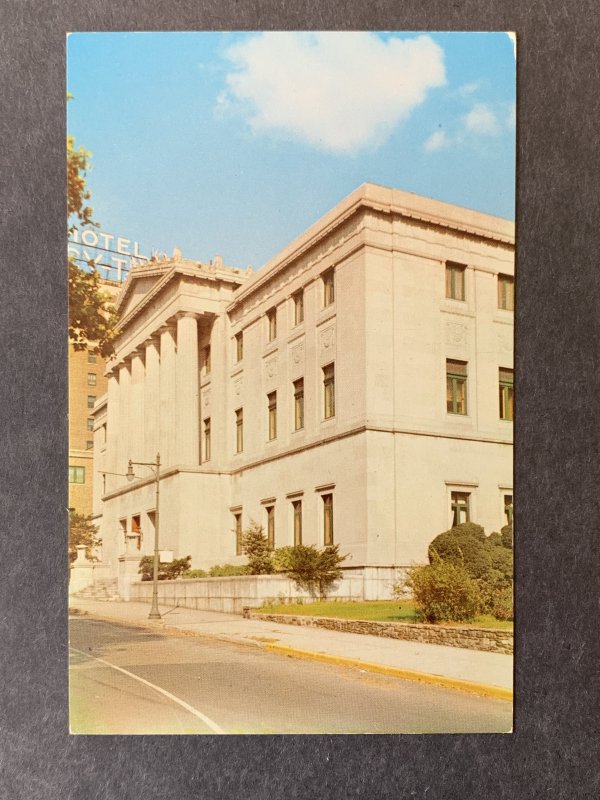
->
[68, 228, 149, 282]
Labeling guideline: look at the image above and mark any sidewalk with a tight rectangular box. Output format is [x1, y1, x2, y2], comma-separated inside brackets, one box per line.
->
[69, 599, 513, 700]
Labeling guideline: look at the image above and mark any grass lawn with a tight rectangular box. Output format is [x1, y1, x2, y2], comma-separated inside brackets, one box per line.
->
[256, 600, 513, 630]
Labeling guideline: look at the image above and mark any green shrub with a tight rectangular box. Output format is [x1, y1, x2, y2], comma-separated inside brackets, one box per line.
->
[501, 522, 513, 549]
[184, 568, 208, 578]
[208, 563, 249, 577]
[281, 544, 347, 599]
[138, 555, 191, 581]
[407, 558, 483, 623]
[491, 586, 514, 621]
[429, 522, 491, 579]
[242, 522, 274, 574]
[271, 546, 295, 573]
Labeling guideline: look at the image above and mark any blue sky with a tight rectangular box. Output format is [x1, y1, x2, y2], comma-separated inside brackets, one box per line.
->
[67, 31, 515, 272]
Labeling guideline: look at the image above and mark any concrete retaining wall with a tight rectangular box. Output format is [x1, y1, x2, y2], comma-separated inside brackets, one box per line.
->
[128, 566, 409, 614]
[250, 613, 513, 655]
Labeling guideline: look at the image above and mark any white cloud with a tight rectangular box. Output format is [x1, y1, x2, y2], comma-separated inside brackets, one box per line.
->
[457, 81, 480, 97]
[424, 130, 450, 152]
[464, 103, 500, 135]
[221, 32, 446, 154]
[506, 32, 517, 60]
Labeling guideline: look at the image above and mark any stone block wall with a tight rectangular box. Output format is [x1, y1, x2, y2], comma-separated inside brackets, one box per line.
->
[250, 613, 513, 655]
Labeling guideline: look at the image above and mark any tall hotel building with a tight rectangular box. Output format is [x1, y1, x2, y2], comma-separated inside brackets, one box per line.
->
[92, 184, 514, 583]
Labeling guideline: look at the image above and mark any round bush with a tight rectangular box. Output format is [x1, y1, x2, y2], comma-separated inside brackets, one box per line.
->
[407, 559, 483, 623]
[428, 522, 491, 579]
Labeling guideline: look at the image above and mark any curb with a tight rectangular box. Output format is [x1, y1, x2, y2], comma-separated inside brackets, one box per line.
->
[264, 643, 513, 701]
[70, 608, 512, 701]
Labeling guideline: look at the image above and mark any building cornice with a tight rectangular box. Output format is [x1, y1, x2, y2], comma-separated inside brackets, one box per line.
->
[228, 183, 515, 310]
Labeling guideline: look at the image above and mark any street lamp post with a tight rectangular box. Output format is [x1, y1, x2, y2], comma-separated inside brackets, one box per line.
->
[126, 452, 161, 620]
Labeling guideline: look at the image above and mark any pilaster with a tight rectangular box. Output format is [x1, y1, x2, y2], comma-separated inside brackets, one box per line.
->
[176, 312, 200, 465]
[144, 335, 161, 462]
[129, 349, 145, 464]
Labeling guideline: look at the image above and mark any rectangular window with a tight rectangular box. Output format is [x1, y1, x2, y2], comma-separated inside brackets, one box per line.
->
[87, 395, 96, 409]
[87, 373, 97, 386]
[451, 491, 470, 526]
[266, 506, 275, 548]
[445, 262, 466, 300]
[87, 352, 97, 364]
[235, 408, 243, 453]
[446, 360, 467, 415]
[293, 290, 304, 325]
[204, 346, 211, 374]
[131, 514, 141, 550]
[234, 513, 243, 555]
[267, 391, 277, 440]
[69, 466, 85, 484]
[498, 274, 514, 311]
[203, 417, 211, 462]
[499, 367, 514, 421]
[86, 440, 93, 450]
[87, 417, 94, 431]
[293, 500, 302, 546]
[293, 378, 304, 431]
[322, 268, 335, 307]
[267, 308, 277, 342]
[235, 332, 243, 362]
[323, 494, 334, 546]
[504, 494, 513, 525]
[323, 363, 335, 419]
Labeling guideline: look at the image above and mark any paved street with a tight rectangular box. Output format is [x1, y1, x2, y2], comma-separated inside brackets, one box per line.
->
[69, 618, 512, 734]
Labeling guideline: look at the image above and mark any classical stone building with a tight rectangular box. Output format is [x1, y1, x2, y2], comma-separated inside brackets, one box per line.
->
[92, 183, 514, 590]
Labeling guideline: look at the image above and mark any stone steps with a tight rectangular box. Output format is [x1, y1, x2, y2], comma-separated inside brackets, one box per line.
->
[72, 579, 121, 601]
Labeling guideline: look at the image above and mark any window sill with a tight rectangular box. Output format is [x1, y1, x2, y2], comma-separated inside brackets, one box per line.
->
[230, 364, 243, 378]
[262, 342, 278, 358]
[287, 327, 305, 344]
[317, 306, 336, 326]
[441, 302, 475, 318]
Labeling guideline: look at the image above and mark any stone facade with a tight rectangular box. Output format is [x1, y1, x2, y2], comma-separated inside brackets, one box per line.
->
[92, 183, 514, 589]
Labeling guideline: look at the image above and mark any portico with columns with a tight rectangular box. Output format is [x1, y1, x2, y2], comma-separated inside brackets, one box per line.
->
[92, 253, 250, 587]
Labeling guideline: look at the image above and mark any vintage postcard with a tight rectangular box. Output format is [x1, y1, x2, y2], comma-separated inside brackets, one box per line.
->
[67, 31, 515, 734]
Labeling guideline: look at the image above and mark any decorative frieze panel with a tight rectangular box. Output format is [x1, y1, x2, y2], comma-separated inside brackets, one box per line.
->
[264, 357, 278, 384]
[234, 377, 243, 397]
[289, 340, 305, 378]
[445, 320, 468, 347]
[203, 387, 211, 409]
[319, 325, 336, 363]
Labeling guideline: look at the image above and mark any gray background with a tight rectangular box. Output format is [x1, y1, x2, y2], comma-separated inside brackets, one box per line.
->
[1, 1, 599, 798]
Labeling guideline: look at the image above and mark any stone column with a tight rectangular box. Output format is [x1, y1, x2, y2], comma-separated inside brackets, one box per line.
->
[159, 322, 177, 467]
[176, 312, 200, 465]
[118, 360, 131, 477]
[144, 334, 160, 462]
[105, 366, 120, 483]
[130, 349, 145, 463]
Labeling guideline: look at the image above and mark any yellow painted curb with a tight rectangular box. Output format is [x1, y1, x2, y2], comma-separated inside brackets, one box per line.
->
[264, 643, 513, 701]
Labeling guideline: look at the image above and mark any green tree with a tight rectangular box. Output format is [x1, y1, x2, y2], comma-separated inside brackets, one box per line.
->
[138, 555, 191, 581]
[274, 544, 347, 599]
[242, 522, 274, 574]
[68, 511, 101, 563]
[67, 110, 118, 356]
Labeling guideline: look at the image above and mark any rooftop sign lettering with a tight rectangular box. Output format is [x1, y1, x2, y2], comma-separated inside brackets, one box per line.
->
[68, 228, 149, 282]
